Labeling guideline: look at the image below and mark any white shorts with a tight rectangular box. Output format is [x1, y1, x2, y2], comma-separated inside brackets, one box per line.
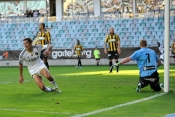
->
[160, 54, 164, 60]
[28, 62, 47, 77]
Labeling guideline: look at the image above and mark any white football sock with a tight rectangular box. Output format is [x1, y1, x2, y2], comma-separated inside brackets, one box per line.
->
[50, 80, 58, 89]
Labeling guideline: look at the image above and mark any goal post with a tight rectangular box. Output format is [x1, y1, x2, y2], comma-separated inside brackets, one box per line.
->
[164, 0, 170, 92]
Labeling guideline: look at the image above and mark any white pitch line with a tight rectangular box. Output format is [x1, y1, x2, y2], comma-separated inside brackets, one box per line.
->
[71, 92, 166, 117]
[0, 108, 70, 115]
[0, 80, 30, 85]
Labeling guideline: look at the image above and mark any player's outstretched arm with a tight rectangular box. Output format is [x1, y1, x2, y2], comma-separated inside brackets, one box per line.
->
[19, 63, 24, 84]
[117, 41, 121, 54]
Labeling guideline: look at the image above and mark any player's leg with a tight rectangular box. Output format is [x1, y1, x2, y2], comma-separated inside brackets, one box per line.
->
[149, 71, 162, 91]
[40, 50, 49, 69]
[79, 56, 82, 68]
[136, 78, 149, 92]
[76, 56, 79, 68]
[160, 54, 164, 65]
[95, 59, 98, 66]
[33, 75, 53, 92]
[114, 51, 119, 72]
[40, 68, 61, 93]
[97, 58, 100, 66]
[108, 51, 113, 67]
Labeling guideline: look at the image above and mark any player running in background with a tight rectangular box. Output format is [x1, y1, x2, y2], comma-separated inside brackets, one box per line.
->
[35, 23, 51, 69]
[172, 39, 175, 63]
[74, 40, 83, 69]
[104, 27, 121, 72]
[157, 42, 164, 64]
[111, 39, 163, 92]
[93, 47, 100, 66]
[19, 38, 61, 93]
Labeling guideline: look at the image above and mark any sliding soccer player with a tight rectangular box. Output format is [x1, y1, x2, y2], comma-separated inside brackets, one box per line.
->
[19, 38, 61, 93]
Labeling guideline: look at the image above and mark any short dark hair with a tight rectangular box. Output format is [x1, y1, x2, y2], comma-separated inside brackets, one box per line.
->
[77, 39, 80, 44]
[140, 39, 147, 47]
[40, 23, 45, 28]
[23, 38, 33, 43]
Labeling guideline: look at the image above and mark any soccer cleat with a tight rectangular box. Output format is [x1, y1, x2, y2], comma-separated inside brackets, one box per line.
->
[136, 83, 141, 92]
[46, 86, 55, 92]
[159, 83, 164, 91]
[75, 66, 78, 69]
[80, 66, 82, 69]
[54, 88, 61, 94]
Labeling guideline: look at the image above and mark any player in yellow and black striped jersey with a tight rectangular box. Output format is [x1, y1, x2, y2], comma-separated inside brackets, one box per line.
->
[34, 23, 51, 69]
[104, 27, 121, 72]
[74, 40, 83, 68]
[172, 40, 175, 59]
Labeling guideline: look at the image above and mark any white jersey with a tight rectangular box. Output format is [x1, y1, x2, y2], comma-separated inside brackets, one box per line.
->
[159, 46, 164, 55]
[19, 45, 47, 75]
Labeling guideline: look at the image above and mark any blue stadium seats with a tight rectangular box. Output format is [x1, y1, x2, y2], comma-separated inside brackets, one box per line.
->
[1, 16, 175, 50]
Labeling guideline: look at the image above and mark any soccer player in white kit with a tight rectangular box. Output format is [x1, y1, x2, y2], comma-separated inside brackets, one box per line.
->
[19, 38, 61, 93]
[157, 42, 164, 64]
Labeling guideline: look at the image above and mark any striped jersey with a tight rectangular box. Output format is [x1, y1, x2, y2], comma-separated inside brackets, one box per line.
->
[105, 33, 120, 51]
[74, 44, 83, 56]
[35, 30, 51, 45]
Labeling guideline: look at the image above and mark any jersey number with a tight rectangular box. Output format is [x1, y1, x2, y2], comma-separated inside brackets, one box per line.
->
[146, 53, 150, 63]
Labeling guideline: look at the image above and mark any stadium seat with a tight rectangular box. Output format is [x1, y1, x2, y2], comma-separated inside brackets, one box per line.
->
[140, 22, 146, 26]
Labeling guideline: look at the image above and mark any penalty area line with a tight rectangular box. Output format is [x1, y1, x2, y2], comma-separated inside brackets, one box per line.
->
[71, 92, 166, 117]
[0, 108, 70, 115]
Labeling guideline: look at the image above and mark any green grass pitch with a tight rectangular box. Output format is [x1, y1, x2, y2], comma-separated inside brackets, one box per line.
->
[0, 65, 174, 117]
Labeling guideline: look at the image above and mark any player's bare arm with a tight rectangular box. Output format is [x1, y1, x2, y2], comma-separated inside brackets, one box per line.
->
[120, 57, 132, 65]
[117, 41, 121, 54]
[43, 45, 53, 56]
[104, 42, 107, 54]
[19, 63, 24, 84]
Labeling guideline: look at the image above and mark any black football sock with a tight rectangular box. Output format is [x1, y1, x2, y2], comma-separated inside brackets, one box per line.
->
[109, 61, 112, 67]
[45, 62, 49, 69]
[79, 60, 82, 66]
[78, 60, 80, 66]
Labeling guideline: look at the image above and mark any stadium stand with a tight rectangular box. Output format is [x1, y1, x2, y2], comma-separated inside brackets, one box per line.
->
[0, 1, 174, 51]
[0, 16, 175, 50]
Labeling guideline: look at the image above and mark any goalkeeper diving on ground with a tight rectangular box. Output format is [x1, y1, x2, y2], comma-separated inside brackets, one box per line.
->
[110, 39, 164, 92]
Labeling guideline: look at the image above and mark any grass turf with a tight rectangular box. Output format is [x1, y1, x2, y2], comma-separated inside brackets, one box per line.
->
[0, 65, 174, 117]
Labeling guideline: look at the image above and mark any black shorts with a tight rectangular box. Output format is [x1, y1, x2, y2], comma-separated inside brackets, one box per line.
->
[139, 71, 161, 91]
[77, 56, 81, 59]
[173, 53, 175, 58]
[108, 51, 119, 60]
[95, 58, 100, 60]
[40, 49, 48, 59]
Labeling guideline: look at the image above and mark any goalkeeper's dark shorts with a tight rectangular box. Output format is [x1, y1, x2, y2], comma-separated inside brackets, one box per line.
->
[108, 51, 119, 60]
[138, 71, 161, 91]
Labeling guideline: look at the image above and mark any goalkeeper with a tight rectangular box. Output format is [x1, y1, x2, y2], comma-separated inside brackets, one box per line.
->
[111, 39, 164, 92]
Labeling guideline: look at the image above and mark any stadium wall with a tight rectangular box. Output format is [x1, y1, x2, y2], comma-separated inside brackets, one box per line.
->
[0, 47, 174, 66]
